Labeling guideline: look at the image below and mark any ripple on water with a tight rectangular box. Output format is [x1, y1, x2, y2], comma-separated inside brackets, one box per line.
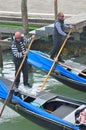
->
[0, 102, 20, 124]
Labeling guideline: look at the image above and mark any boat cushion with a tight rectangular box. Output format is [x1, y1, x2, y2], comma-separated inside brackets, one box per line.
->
[53, 104, 75, 118]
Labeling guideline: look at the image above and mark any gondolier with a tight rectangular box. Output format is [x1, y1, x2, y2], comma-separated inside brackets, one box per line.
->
[50, 12, 74, 62]
[11, 31, 35, 88]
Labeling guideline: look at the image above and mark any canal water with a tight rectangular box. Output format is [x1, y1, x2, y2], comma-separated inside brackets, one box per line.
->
[0, 50, 86, 130]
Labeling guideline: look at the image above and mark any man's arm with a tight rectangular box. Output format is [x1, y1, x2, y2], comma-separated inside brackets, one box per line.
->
[23, 35, 35, 45]
[55, 22, 67, 36]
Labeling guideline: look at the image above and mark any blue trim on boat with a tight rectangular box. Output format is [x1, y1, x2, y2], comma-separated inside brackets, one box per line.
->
[27, 50, 86, 85]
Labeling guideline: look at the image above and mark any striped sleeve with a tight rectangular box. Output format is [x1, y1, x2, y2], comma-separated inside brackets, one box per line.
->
[23, 37, 32, 45]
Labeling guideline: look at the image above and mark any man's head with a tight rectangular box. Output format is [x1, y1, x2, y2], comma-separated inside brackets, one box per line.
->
[15, 32, 21, 41]
[57, 12, 64, 21]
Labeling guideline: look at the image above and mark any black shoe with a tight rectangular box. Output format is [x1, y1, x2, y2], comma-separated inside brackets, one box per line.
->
[14, 83, 19, 88]
[58, 55, 65, 63]
[24, 83, 32, 88]
[58, 59, 65, 63]
[58, 57, 65, 63]
[13, 84, 19, 91]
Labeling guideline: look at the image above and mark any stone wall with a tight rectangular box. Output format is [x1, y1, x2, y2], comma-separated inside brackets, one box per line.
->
[29, 37, 86, 58]
[0, 40, 11, 51]
[0, 26, 86, 58]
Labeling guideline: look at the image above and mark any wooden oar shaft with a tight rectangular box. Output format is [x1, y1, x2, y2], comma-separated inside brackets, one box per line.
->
[58, 62, 86, 77]
[40, 60, 57, 91]
[40, 29, 72, 91]
[0, 39, 34, 117]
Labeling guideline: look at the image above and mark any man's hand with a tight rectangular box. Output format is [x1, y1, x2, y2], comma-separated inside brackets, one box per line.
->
[67, 34, 71, 39]
[24, 51, 28, 55]
[70, 25, 75, 30]
[31, 35, 35, 40]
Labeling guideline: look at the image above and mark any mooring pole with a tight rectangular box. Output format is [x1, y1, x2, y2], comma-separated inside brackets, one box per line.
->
[54, 0, 58, 20]
[0, 45, 3, 67]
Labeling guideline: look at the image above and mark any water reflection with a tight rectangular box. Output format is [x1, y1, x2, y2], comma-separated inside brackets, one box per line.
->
[0, 52, 15, 80]
[0, 102, 19, 124]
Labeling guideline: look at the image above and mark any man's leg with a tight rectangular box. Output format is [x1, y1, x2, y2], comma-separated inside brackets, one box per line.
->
[22, 60, 32, 88]
[14, 59, 21, 88]
[50, 39, 61, 59]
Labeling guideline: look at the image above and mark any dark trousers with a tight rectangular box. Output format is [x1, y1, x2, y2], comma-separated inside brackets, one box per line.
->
[50, 36, 62, 60]
[13, 57, 29, 86]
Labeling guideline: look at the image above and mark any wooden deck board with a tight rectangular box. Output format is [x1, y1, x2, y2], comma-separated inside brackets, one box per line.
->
[65, 60, 86, 72]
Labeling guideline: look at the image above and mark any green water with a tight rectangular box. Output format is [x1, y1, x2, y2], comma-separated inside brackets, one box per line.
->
[0, 51, 86, 130]
[0, 112, 45, 130]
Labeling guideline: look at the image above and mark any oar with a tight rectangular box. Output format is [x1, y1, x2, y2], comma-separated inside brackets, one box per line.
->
[58, 62, 86, 77]
[0, 38, 34, 117]
[40, 28, 73, 91]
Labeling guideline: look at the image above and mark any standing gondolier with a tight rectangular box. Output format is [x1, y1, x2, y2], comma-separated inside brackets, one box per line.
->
[11, 31, 35, 88]
[50, 12, 74, 62]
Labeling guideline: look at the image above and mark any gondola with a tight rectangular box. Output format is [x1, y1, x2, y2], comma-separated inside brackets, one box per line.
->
[0, 77, 86, 130]
[27, 50, 86, 92]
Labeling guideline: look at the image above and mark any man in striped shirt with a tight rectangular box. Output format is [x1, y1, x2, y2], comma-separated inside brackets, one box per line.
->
[11, 31, 35, 89]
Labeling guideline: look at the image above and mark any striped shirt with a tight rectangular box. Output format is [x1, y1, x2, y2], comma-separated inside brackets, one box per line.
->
[11, 36, 31, 58]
